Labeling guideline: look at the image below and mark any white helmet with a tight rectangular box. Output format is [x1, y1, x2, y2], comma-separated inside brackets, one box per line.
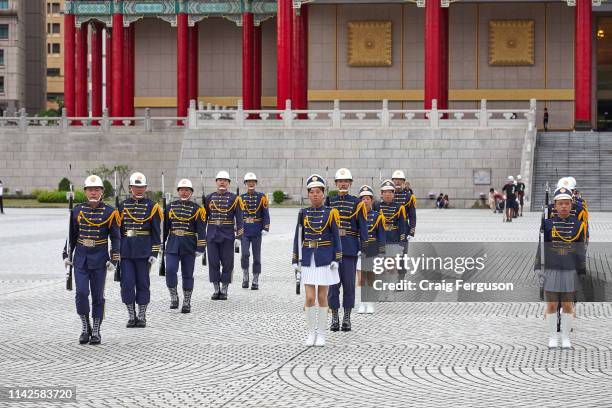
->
[567, 176, 577, 189]
[392, 170, 406, 180]
[177, 178, 193, 191]
[84, 175, 104, 188]
[129, 172, 147, 186]
[216, 170, 231, 181]
[243, 172, 257, 182]
[507, 175, 514, 182]
[516, 175, 522, 181]
[334, 168, 353, 181]
[557, 177, 575, 190]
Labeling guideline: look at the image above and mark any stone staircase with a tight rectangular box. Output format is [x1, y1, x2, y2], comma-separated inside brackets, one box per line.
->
[531, 131, 611, 211]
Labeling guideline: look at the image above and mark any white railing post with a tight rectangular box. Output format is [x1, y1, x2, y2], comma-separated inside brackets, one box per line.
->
[188, 99, 197, 129]
[18, 108, 27, 131]
[60, 107, 68, 131]
[144, 108, 152, 132]
[284, 99, 293, 128]
[527, 98, 536, 131]
[380, 99, 390, 128]
[236, 99, 245, 127]
[102, 108, 110, 132]
[429, 99, 439, 129]
[479, 99, 488, 128]
[332, 99, 341, 128]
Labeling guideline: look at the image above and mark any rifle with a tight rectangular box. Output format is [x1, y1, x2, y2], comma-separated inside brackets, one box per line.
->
[538, 205, 545, 301]
[113, 170, 122, 282]
[295, 176, 305, 295]
[234, 165, 240, 254]
[65, 164, 74, 291]
[159, 171, 167, 276]
[200, 170, 207, 266]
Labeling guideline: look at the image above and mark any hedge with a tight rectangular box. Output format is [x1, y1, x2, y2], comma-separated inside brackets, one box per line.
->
[37, 190, 86, 203]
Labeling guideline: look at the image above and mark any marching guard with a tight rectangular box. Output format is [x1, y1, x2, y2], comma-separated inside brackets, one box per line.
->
[535, 187, 587, 349]
[391, 170, 416, 281]
[163, 179, 207, 312]
[63, 175, 121, 344]
[325, 168, 368, 332]
[240, 172, 270, 290]
[292, 174, 342, 347]
[204, 171, 243, 300]
[117, 172, 162, 328]
[356, 185, 386, 314]
[377, 180, 407, 290]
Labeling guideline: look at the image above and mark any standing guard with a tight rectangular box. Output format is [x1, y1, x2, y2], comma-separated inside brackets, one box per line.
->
[391, 170, 415, 282]
[535, 187, 587, 349]
[377, 179, 407, 292]
[325, 168, 368, 332]
[292, 174, 342, 347]
[163, 178, 207, 313]
[204, 171, 243, 300]
[63, 175, 121, 344]
[117, 172, 162, 328]
[240, 172, 270, 290]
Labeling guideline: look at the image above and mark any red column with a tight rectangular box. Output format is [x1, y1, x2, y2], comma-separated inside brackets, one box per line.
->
[123, 24, 135, 118]
[277, 0, 292, 110]
[253, 25, 262, 110]
[292, 5, 308, 116]
[64, 14, 75, 117]
[91, 23, 103, 124]
[177, 12, 188, 121]
[105, 29, 112, 111]
[75, 23, 88, 122]
[575, 0, 592, 130]
[243, 12, 254, 111]
[111, 13, 124, 123]
[188, 24, 199, 105]
[440, 6, 449, 111]
[424, 0, 445, 110]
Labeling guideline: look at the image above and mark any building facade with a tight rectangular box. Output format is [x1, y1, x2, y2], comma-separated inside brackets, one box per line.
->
[63, 0, 609, 130]
[47, 0, 65, 109]
[0, 0, 46, 115]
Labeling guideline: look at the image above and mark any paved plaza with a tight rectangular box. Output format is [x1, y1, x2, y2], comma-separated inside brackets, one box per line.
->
[0, 208, 611, 407]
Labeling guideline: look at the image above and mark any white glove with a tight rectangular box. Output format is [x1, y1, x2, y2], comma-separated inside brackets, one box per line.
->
[356, 257, 362, 271]
[234, 240, 240, 251]
[536, 269, 545, 286]
[148, 256, 157, 266]
[63, 258, 73, 268]
[292, 263, 300, 273]
[330, 261, 339, 272]
[196, 251, 204, 258]
[262, 230, 269, 236]
[106, 261, 116, 273]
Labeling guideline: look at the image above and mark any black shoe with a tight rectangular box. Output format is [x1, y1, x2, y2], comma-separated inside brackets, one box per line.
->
[89, 334, 101, 345]
[170, 300, 179, 309]
[79, 316, 92, 344]
[330, 309, 340, 332]
[341, 308, 352, 332]
[126, 319, 136, 328]
[251, 282, 259, 290]
[79, 329, 91, 344]
[211, 291, 220, 300]
[242, 281, 249, 289]
[181, 304, 191, 313]
[136, 318, 146, 328]
[218, 292, 228, 300]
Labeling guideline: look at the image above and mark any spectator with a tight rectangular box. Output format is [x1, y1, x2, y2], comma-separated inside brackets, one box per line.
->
[0, 179, 4, 214]
[489, 188, 504, 213]
[543, 107, 549, 131]
[502, 176, 517, 222]
[443, 195, 449, 209]
[436, 193, 444, 209]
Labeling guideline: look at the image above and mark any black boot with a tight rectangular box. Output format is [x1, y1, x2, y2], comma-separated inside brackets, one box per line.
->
[136, 304, 147, 328]
[181, 289, 193, 313]
[211, 282, 220, 300]
[242, 269, 249, 288]
[126, 303, 137, 328]
[330, 309, 340, 332]
[251, 273, 259, 290]
[79, 315, 91, 344]
[219, 283, 229, 300]
[169, 287, 179, 309]
[89, 318, 102, 345]
[341, 307, 352, 332]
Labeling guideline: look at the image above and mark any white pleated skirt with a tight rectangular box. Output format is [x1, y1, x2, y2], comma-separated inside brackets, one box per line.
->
[301, 254, 340, 286]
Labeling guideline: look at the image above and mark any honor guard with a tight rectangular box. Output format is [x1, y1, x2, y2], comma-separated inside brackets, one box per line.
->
[239, 172, 270, 290]
[63, 175, 121, 345]
[377, 180, 408, 276]
[204, 171, 244, 300]
[535, 187, 587, 349]
[117, 172, 162, 328]
[325, 168, 368, 332]
[548, 177, 589, 229]
[516, 175, 526, 216]
[391, 170, 416, 238]
[356, 185, 386, 314]
[163, 179, 207, 313]
[292, 174, 342, 347]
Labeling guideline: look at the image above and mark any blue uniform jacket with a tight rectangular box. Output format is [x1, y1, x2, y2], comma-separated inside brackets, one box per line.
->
[363, 208, 386, 257]
[547, 200, 589, 240]
[292, 206, 342, 267]
[240, 191, 270, 237]
[393, 188, 417, 236]
[205, 191, 243, 243]
[164, 200, 207, 255]
[325, 194, 368, 257]
[536, 215, 587, 273]
[375, 200, 407, 244]
[118, 198, 162, 259]
[63, 202, 121, 269]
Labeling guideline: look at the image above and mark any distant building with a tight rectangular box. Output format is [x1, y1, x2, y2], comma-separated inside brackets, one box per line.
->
[46, 0, 64, 110]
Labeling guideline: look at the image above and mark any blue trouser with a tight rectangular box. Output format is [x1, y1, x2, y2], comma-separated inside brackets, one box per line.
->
[328, 255, 357, 309]
[74, 265, 107, 319]
[208, 238, 234, 284]
[240, 235, 262, 275]
[165, 253, 196, 290]
[120, 258, 150, 305]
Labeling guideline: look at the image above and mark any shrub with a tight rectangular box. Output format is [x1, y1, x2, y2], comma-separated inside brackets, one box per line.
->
[37, 190, 85, 203]
[328, 190, 338, 198]
[103, 180, 114, 198]
[273, 190, 285, 205]
[58, 177, 71, 192]
[30, 189, 46, 198]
